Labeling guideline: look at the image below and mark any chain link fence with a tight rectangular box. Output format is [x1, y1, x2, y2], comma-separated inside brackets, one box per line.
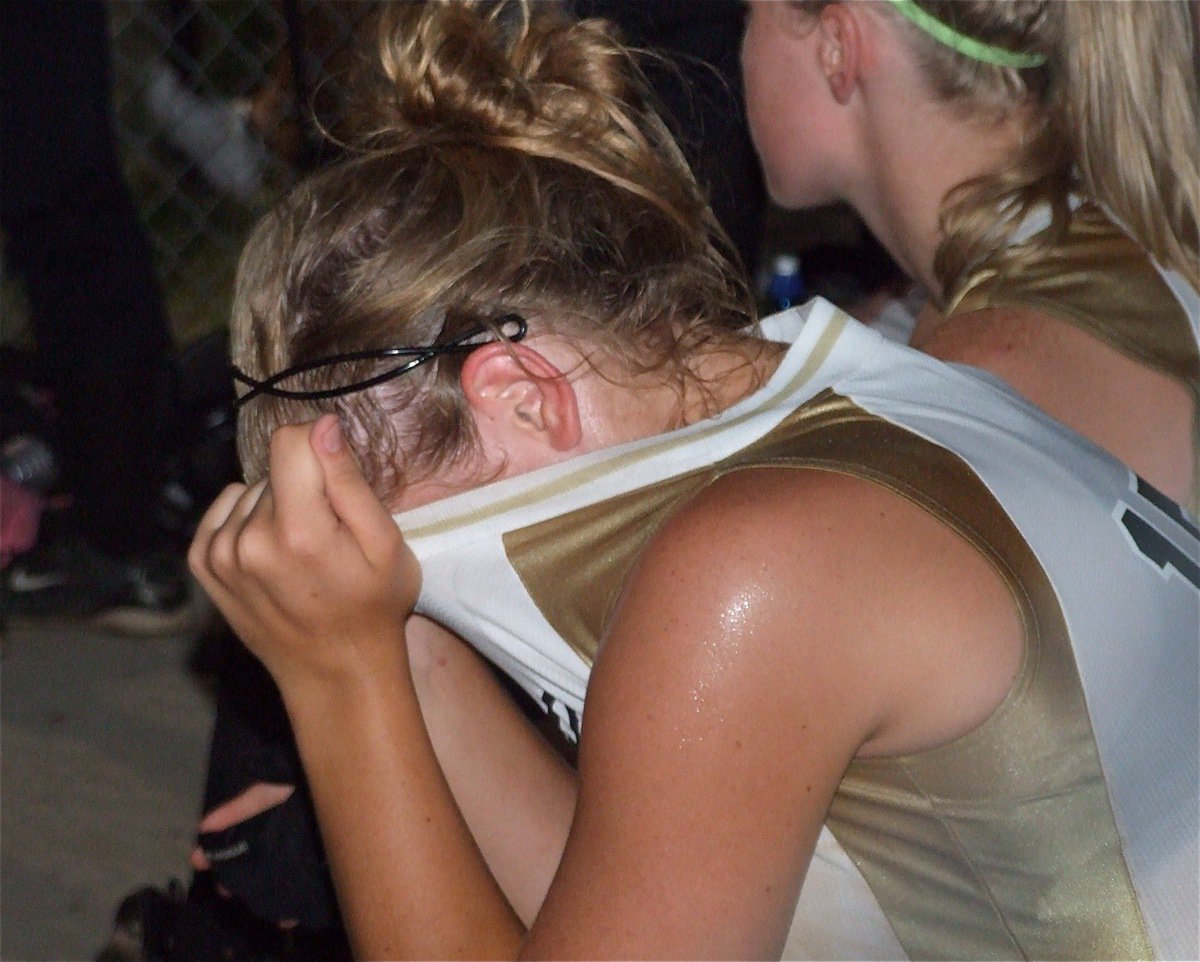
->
[2, 0, 375, 350]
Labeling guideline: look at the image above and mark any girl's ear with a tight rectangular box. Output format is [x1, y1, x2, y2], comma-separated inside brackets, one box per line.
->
[460, 342, 582, 452]
[818, 3, 864, 104]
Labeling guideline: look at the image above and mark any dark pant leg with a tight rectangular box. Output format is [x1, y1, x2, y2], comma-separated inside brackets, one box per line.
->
[0, 0, 174, 557]
[198, 634, 341, 932]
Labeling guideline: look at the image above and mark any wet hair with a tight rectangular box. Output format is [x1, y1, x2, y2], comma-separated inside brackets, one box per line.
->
[231, 0, 753, 502]
[874, 0, 1200, 302]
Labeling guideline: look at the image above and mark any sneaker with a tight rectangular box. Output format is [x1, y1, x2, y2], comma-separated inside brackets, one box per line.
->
[2, 535, 201, 637]
[95, 876, 352, 962]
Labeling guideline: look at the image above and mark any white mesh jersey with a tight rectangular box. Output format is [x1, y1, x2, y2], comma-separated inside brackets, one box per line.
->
[396, 299, 1199, 959]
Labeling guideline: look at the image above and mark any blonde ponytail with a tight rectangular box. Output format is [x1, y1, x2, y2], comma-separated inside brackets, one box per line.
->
[874, 0, 1199, 298]
[1062, 1, 1199, 289]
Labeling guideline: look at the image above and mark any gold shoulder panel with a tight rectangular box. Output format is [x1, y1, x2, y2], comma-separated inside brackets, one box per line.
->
[502, 467, 714, 667]
[948, 203, 1199, 399]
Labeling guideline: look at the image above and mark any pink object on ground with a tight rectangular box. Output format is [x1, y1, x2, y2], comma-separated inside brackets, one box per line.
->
[1, 475, 47, 568]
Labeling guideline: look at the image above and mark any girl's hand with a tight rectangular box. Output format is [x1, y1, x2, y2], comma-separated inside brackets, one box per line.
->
[188, 415, 420, 692]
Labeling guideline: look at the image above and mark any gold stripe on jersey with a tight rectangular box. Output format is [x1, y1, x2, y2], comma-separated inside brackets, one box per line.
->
[945, 202, 1199, 402]
[503, 392, 1154, 960]
[402, 312, 848, 544]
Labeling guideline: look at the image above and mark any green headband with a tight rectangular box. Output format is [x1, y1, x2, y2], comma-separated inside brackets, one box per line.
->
[885, 0, 1047, 69]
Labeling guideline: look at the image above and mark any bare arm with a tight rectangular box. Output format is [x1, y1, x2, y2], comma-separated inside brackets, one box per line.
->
[191, 419, 524, 958]
[193, 618, 575, 929]
[524, 467, 1020, 957]
[406, 616, 576, 926]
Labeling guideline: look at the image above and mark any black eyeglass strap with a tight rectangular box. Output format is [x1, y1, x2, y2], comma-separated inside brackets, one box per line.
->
[232, 314, 528, 409]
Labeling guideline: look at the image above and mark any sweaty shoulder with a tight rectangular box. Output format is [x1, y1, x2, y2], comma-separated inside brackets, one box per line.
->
[599, 465, 1025, 759]
[528, 467, 1025, 956]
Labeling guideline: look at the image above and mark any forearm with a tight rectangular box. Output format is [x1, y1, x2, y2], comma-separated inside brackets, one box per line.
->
[408, 618, 576, 926]
[280, 642, 524, 960]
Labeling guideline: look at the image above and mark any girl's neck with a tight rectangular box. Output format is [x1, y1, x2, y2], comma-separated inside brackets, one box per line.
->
[570, 334, 786, 452]
[846, 89, 1031, 316]
[678, 336, 787, 427]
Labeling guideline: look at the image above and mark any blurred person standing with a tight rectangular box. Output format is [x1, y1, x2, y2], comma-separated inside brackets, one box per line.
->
[1, 0, 192, 633]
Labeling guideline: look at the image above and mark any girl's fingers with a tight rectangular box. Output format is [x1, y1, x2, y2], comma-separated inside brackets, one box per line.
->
[267, 421, 340, 539]
[188, 482, 249, 587]
[190, 482, 249, 550]
[225, 478, 271, 530]
[190, 480, 269, 600]
[308, 415, 402, 567]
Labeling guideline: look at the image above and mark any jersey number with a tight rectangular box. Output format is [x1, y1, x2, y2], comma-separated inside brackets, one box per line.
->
[541, 691, 581, 743]
[1117, 476, 1200, 591]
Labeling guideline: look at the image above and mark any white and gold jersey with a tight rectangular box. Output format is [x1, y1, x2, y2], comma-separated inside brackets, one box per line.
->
[946, 201, 1199, 405]
[397, 299, 1199, 960]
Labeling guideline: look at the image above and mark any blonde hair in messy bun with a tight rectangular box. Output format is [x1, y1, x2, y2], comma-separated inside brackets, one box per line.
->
[231, 0, 753, 502]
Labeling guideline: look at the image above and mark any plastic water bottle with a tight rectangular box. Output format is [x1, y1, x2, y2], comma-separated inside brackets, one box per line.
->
[762, 254, 807, 314]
